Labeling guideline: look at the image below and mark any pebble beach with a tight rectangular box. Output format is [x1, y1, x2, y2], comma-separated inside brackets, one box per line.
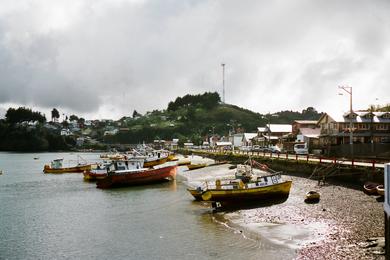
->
[179, 161, 385, 260]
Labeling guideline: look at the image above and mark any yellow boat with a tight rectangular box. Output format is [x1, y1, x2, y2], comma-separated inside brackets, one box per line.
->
[177, 158, 191, 166]
[43, 158, 93, 174]
[305, 191, 320, 202]
[200, 178, 292, 202]
[187, 162, 292, 207]
[143, 157, 168, 168]
[167, 154, 178, 162]
[187, 188, 203, 201]
[187, 163, 207, 170]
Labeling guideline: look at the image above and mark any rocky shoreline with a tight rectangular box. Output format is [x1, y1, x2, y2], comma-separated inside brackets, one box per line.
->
[178, 161, 385, 260]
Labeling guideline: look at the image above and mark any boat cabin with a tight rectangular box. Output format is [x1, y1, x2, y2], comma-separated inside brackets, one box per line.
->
[108, 159, 145, 173]
[51, 159, 64, 169]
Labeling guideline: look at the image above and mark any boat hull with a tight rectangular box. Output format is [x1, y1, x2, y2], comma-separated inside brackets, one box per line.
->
[143, 157, 168, 168]
[96, 165, 177, 189]
[377, 185, 384, 196]
[364, 182, 380, 195]
[44, 164, 92, 174]
[187, 164, 207, 170]
[187, 188, 203, 201]
[83, 171, 108, 181]
[200, 181, 292, 202]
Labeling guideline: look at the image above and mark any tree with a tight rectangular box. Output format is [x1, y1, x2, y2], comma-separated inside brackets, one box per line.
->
[69, 115, 78, 121]
[51, 108, 60, 122]
[5, 107, 46, 124]
[132, 110, 142, 118]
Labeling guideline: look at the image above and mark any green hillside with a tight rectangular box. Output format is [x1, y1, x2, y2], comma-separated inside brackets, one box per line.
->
[106, 92, 322, 145]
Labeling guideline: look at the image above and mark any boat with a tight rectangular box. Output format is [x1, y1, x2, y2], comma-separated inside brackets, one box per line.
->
[377, 185, 384, 196]
[126, 148, 169, 168]
[34, 157, 39, 160]
[83, 162, 112, 181]
[305, 191, 320, 203]
[177, 158, 191, 166]
[167, 153, 178, 162]
[364, 182, 380, 195]
[96, 161, 177, 189]
[187, 161, 292, 207]
[43, 158, 94, 174]
[187, 163, 207, 170]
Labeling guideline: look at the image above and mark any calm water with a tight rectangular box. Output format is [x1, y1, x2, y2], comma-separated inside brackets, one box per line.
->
[0, 152, 294, 260]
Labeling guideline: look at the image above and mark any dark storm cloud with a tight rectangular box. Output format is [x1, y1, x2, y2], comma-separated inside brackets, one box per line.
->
[0, 0, 389, 118]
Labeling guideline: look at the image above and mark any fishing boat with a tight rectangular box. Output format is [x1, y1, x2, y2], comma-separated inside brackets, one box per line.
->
[177, 157, 191, 166]
[377, 185, 384, 196]
[126, 149, 169, 168]
[43, 158, 93, 174]
[305, 191, 320, 203]
[364, 182, 380, 195]
[167, 153, 178, 162]
[187, 161, 292, 206]
[96, 161, 177, 189]
[83, 162, 112, 181]
[187, 163, 207, 170]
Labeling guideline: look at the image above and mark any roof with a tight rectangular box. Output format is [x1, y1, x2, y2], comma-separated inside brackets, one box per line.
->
[216, 141, 232, 146]
[243, 133, 257, 140]
[257, 127, 267, 132]
[299, 127, 321, 138]
[262, 135, 279, 140]
[319, 111, 390, 124]
[294, 120, 318, 124]
[268, 124, 292, 133]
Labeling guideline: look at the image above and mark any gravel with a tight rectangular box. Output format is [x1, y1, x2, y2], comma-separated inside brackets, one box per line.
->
[223, 175, 385, 260]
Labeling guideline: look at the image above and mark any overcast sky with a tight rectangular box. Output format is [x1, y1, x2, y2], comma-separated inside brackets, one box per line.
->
[0, 0, 389, 120]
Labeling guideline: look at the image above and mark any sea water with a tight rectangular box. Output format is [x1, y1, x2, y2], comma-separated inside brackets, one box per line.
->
[0, 152, 295, 259]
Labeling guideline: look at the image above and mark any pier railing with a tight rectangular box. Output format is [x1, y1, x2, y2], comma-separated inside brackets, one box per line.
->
[189, 148, 386, 171]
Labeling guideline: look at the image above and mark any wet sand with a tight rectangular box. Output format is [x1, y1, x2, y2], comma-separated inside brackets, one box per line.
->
[178, 161, 385, 260]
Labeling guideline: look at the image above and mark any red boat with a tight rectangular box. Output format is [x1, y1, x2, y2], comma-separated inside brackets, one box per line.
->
[96, 164, 177, 189]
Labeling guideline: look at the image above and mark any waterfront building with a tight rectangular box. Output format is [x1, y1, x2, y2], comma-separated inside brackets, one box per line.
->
[255, 124, 292, 148]
[318, 111, 390, 145]
[242, 133, 257, 147]
[318, 111, 390, 157]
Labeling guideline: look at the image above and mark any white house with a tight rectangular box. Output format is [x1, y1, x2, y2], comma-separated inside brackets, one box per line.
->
[242, 133, 257, 147]
[60, 129, 72, 136]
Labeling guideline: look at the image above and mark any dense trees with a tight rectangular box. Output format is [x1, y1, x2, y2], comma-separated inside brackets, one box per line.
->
[5, 107, 46, 124]
[167, 92, 221, 111]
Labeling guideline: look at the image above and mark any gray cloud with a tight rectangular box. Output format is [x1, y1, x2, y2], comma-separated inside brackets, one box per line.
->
[0, 0, 389, 119]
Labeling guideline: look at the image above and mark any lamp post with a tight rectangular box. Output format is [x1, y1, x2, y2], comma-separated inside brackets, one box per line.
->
[338, 86, 353, 158]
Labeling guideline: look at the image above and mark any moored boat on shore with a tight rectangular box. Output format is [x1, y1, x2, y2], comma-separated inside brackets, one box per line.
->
[363, 182, 380, 195]
[305, 191, 320, 203]
[187, 163, 207, 170]
[187, 161, 292, 206]
[96, 161, 177, 189]
[377, 185, 384, 196]
[43, 158, 93, 174]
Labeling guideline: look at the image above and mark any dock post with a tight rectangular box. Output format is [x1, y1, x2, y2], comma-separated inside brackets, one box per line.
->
[319, 157, 322, 163]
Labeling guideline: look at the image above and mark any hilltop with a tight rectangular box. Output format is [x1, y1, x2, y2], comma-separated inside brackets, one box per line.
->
[105, 92, 323, 145]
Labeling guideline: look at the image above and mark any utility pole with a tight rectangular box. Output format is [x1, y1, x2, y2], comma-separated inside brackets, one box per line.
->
[221, 63, 225, 103]
[338, 86, 353, 158]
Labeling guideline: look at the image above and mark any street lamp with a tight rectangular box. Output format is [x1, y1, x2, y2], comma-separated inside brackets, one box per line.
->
[338, 85, 353, 157]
